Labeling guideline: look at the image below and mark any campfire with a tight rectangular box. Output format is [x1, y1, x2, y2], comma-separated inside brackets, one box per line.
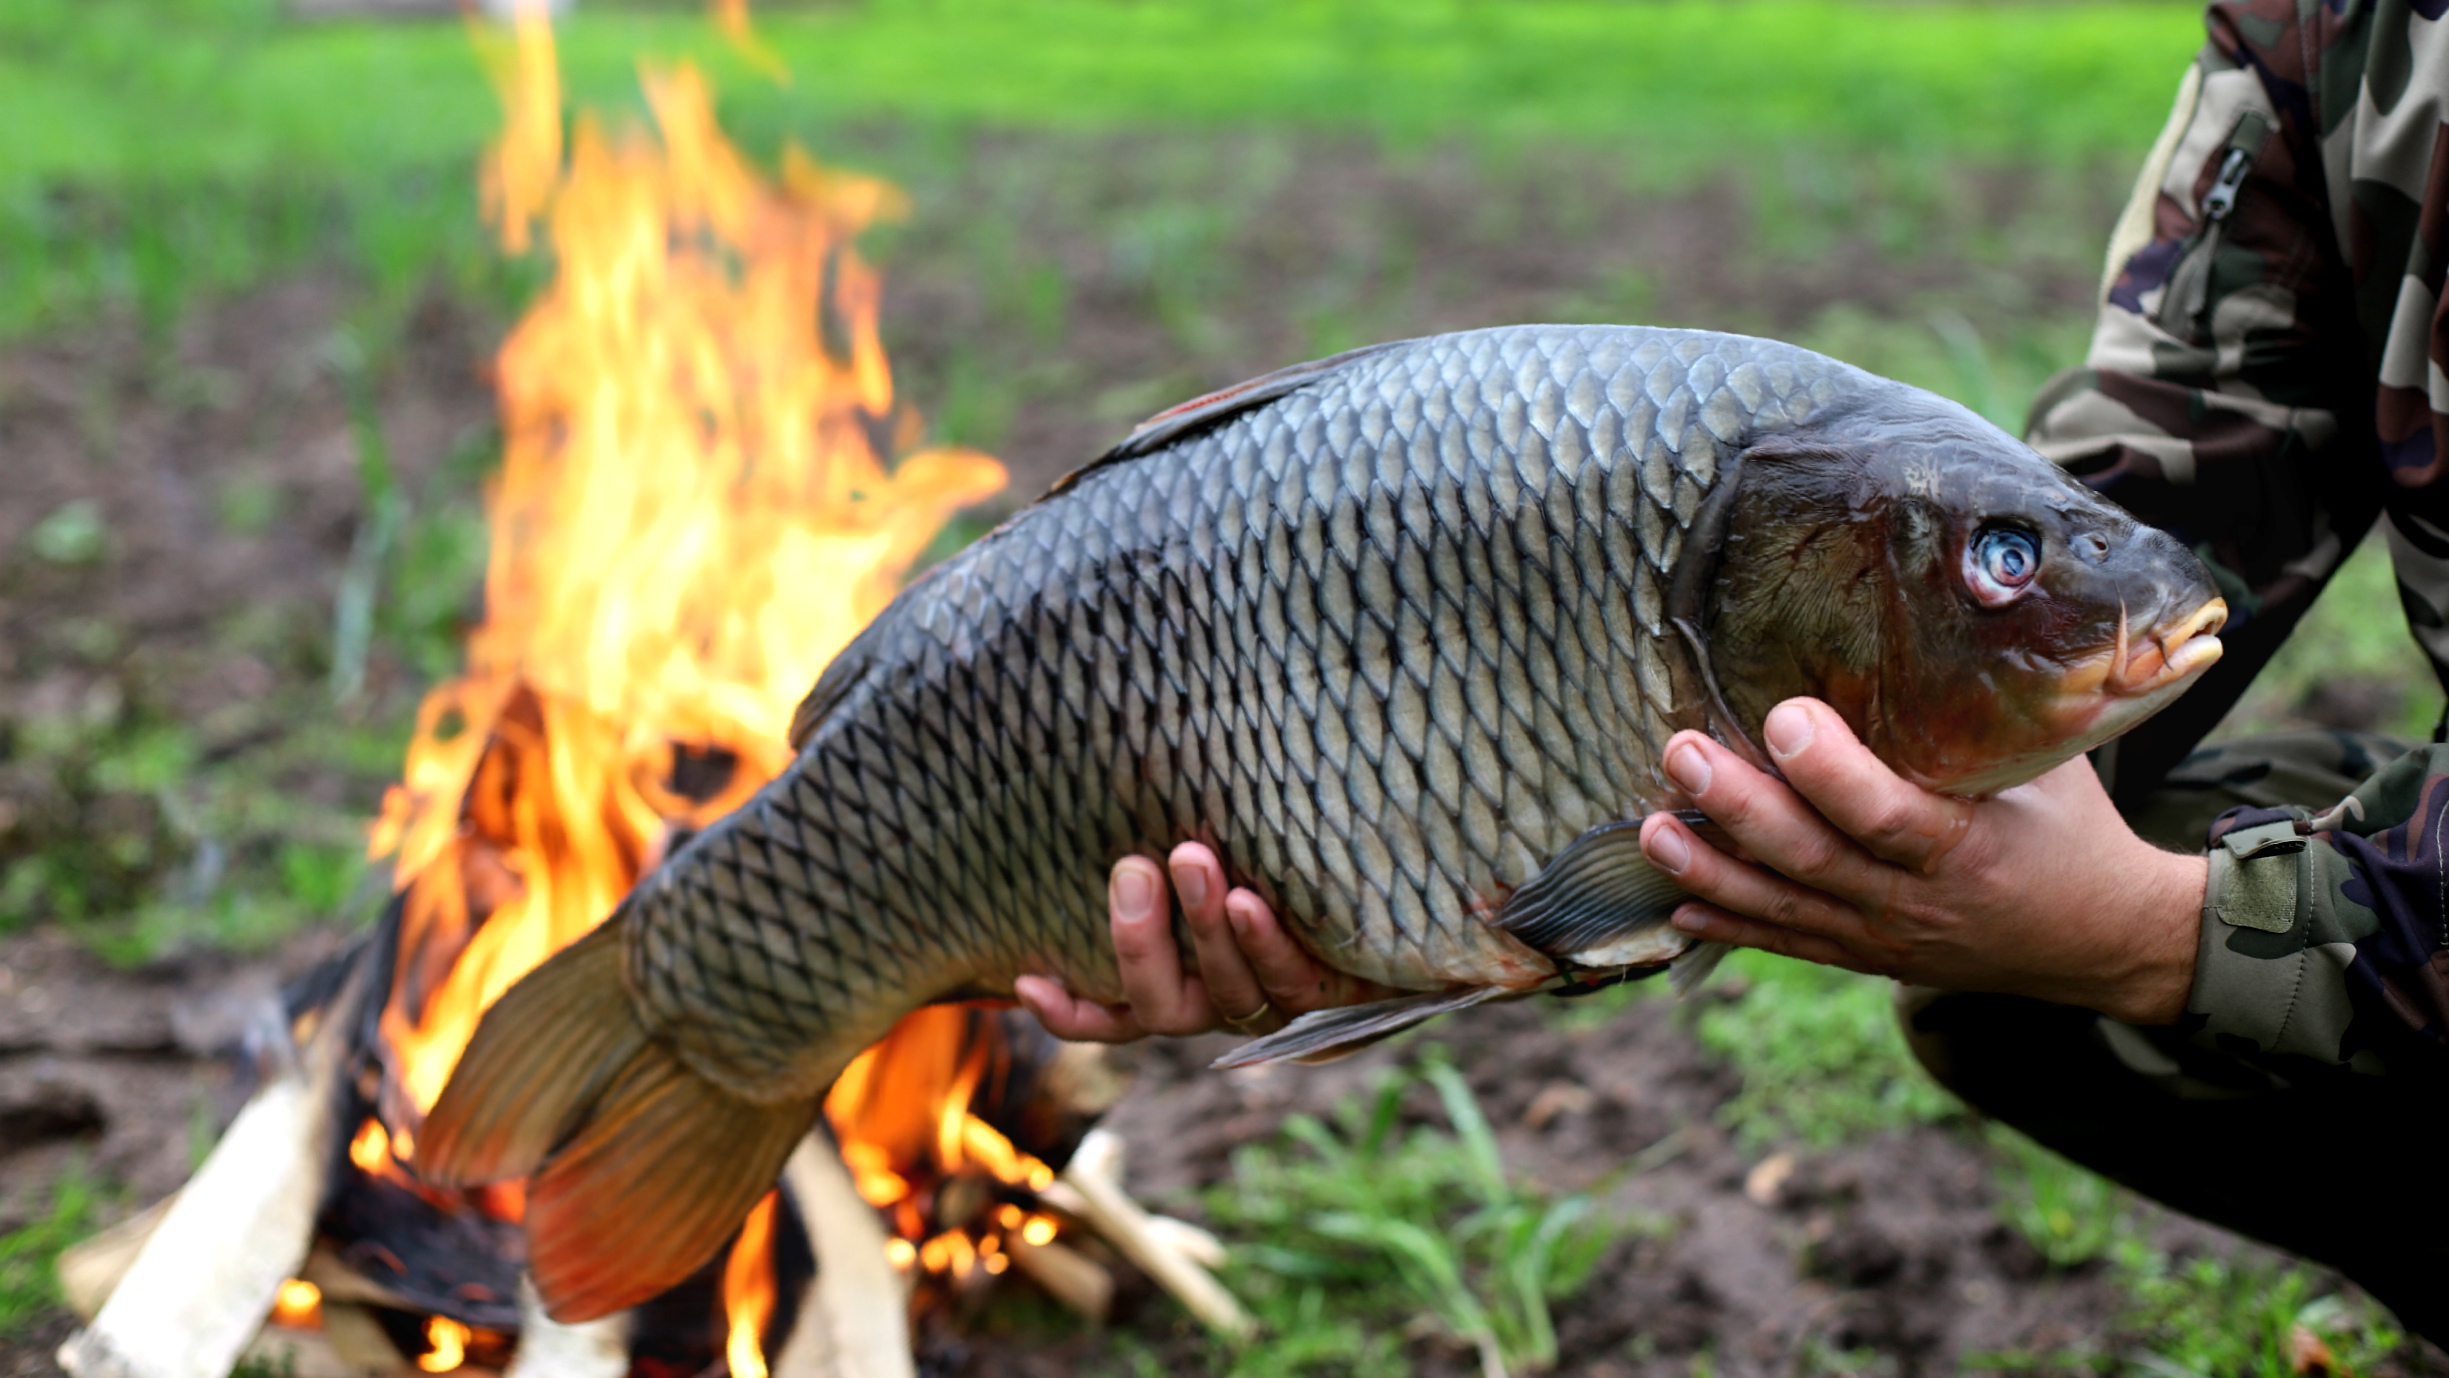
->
[53, 8, 1245, 1376]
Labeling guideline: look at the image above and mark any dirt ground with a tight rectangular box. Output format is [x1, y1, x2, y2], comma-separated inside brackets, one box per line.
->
[0, 130, 2439, 1374]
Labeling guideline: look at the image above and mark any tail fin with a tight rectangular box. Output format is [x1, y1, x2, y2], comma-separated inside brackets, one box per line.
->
[416, 919, 820, 1321]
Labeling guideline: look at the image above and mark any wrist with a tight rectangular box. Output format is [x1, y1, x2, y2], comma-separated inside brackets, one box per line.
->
[2091, 847, 2207, 1026]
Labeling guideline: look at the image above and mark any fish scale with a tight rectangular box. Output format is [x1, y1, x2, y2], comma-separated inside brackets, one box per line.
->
[615, 324, 1825, 1100]
[421, 320, 2235, 1322]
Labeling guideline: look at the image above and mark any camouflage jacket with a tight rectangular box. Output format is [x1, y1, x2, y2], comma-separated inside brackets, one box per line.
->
[2027, 0, 2449, 1074]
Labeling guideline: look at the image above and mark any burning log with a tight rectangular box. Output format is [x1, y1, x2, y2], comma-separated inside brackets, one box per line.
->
[773, 1133, 913, 1378]
[1001, 1233, 1114, 1323]
[502, 1279, 627, 1378]
[57, 964, 364, 1378]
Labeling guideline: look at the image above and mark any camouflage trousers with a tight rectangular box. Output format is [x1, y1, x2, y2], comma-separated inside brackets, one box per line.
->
[1898, 731, 2449, 1342]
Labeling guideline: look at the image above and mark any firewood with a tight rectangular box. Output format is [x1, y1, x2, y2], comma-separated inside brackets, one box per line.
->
[1002, 1234, 1113, 1322]
[1050, 1131, 1253, 1340]
[1140, 1215, 1228, 1271]
[773, 1133, 915, 1378]
[55, 1195, 177, 1321]
[502, 1276, 629, 1378]
[298, 1244, 418, 1312]
[235, 1323, 391, 1378]
[319, 1303, 410, 1371]
[58, 971, 363, 1378]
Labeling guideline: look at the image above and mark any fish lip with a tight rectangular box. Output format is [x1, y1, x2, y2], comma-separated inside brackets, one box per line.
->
[2105, 597, 2228, 698]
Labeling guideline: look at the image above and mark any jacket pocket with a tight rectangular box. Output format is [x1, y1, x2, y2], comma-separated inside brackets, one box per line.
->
[2155, 110, 2272, 342]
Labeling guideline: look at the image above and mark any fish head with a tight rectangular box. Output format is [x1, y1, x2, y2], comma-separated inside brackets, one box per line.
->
[1703, 381, 2225, 798]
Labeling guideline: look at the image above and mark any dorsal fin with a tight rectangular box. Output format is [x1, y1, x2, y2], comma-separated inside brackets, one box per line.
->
[787, 617, 887, 749]
[1038, 338, 1412, 501]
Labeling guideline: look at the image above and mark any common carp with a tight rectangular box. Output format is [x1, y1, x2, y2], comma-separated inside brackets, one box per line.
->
[417, 324, 2227, 1317]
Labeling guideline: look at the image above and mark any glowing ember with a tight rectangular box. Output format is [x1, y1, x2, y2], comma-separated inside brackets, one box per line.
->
[419, 1317, 471, 1373]
[821, 1007, 1070, 1287]
[269, 1279, 321, 1329]
[347, 1118, 390, 1174]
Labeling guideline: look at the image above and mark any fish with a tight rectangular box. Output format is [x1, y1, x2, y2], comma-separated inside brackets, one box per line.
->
[415, 324, 2227, 1319]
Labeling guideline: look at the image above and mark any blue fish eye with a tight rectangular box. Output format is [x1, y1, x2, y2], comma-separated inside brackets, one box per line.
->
[1968, 527, 2041, 602]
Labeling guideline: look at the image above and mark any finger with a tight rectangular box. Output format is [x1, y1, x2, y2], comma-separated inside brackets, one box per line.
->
[1661, 729, 1889, 901]
[1665, 901, 1886, 977]
[1640, 811, 1868, 946]
[1758, 699, 1974, 872]
[1014, 974, 1146, 1043]
[1173, 844, 1280, 1032]
[1224, 889, 1394, 1013]
[1109, 856, 1212, 1036]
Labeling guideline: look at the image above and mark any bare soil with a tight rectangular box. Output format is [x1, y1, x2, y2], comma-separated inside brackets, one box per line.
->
[0, 129, 2434, 1374]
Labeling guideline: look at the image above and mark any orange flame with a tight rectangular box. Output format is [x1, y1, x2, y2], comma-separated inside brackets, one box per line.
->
[722, 1193, 781, 1378]
[419, 1317, 471, 1373]
[822, 1007, 1067, 1282]
[270, 1280, 322, 1330]
[351, 3, 1071, 1363]
[368, 9, 1003, 1122]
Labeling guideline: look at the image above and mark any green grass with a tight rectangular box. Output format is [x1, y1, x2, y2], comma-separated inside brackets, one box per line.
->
[0, 1164, 100, 1336]
[1693, 950, 1958, 1149]
[0, 691, 400, 962]
[0, 0, 2200, 341]
[1204, 1047, 1647, 1377]
[4, 0, 2203, 187]
[1977, 1133, 2414, 1376]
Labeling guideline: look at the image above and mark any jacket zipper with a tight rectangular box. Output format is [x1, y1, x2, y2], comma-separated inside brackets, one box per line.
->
[2156, 112, 2271, 338]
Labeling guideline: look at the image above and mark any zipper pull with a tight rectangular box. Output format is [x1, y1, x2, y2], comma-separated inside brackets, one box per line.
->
[2155, 111, 2270, 336]
[2200, 146, 2253, 223]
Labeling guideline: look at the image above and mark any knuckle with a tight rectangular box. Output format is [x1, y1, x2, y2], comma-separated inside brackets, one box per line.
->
[1763, 887, 1813, 931]
[1720, 789, 1763, 830]
[1863, 794, 1920, 844]
[1791, 831, 1848, 878]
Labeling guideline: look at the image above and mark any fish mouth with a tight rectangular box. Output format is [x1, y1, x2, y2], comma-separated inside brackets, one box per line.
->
[2105, 597, 2228, 698]
[2013, 593, 2225, 775]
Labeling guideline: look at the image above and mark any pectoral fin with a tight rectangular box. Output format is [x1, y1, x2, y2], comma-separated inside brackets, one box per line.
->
[1492, 818, 1693, 965]
[1668, 939, 1733, 995]
[1209, 986, 1503, 1069]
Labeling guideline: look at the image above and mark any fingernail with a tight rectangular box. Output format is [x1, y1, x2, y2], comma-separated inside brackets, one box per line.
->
[1112, 864, 1155, 922]
[1672, 908, 1709, 934]
[1666, 742, 1711, 796]
[1647, 823, 1691, 874]
[1765, 702, 1815, 759]
[1174, 863, 1209, 911]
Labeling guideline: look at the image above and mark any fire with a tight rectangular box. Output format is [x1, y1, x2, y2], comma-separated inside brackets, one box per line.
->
[270, 1279, 321, 1329]
[347, 1118, 390, 1174]
[367, 0, 1002, 1125]
[340, 0, 1060, 1366]
[823, 1007, 1067, 1283]
[722, 1193, 781, 1378]
[419, 1317, 471, 1373]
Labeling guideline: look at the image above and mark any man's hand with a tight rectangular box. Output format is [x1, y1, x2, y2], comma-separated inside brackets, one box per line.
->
[1639, 699, 2207, 1025]
[1014, 842, 1396, 1042]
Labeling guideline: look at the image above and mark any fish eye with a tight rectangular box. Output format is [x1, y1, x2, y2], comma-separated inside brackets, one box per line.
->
[1965, 525, 2041, 606]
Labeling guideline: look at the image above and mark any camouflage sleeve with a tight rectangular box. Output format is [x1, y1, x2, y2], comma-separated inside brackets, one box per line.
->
[2193, 750, 2449, 1075]
[2028, 1, 2385, 803]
